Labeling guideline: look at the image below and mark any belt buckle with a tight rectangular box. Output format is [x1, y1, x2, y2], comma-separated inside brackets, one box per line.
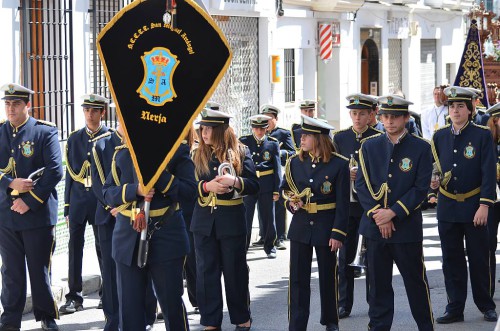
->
[131, 207, 140, 219]
[208, 197, 216, 207]
[306, 203, 317, 213]
[456, 193, 465, 202]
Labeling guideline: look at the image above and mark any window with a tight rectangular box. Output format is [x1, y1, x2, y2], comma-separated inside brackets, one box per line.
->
[284, 49, 295, 103]
[20, 0, 74, 141]
[89, 0, 134, 128]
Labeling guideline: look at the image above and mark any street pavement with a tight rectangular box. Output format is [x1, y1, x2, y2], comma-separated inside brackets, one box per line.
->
[19, 208, 500, 330]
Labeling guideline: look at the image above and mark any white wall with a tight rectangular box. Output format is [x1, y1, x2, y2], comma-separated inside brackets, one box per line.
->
[72, 0, 91, 129]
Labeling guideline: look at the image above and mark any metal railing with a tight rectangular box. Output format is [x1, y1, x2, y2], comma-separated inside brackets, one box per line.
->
[20, 0, 74, 141]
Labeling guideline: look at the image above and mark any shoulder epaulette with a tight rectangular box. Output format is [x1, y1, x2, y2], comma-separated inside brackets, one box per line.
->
[91, 131, 113, 143]
[0, 119, 5, 126]
[360, 133, 382, 144]
[291, 123, 301, 128]
[332, 152, 349, 161]
[472, 122, 490, 130]
[181, 139, 188, 145]
[268, 136, 278, 142]
[332, 127, 350, 135]
[190, 147, 198, 158]
[435, 124, 451, 132]
[239, 134, 251, 140]
[115, 144, 128, 151]
[277, 127, 291, 133]
[371, 127, 384, 134]
[68, 128, 80, 136]
[36, 119, 57, 127]
[237, 142, 248, 153]
[411, 134, 431, 145]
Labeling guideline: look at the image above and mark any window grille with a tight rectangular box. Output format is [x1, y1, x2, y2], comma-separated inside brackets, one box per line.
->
[20, 0, 74, 141]
[284, 49, 295, 103]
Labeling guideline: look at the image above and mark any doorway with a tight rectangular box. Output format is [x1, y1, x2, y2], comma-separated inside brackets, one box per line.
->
[361, 38, 380, 96]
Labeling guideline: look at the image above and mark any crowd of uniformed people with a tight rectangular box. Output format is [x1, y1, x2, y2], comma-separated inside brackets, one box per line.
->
[1, 81, 500, 331]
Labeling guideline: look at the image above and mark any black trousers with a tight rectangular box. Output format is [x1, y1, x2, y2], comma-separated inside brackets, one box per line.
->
[184, 229, 198, 308]
[488, 203, 500, 297]
[98, 221, 119, 331]
[67, 220, 103, 302]
[194, 231, 250, 327]
[338, 215, 361, 312]
[365, 239, 434, 331]
[116, 257, 188, 331]
[0, 226, 58, 328]
[244, 192, 276, 254]
[275, 195, 287, 240]
[438, 221, 495, 314]
[288, 241, 338, 331]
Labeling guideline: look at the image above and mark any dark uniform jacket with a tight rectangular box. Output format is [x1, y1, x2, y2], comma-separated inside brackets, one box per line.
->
[0, 117, 63, 230]
[356, 132, 433, 243]
[103, 143, 196, 266]
[290, 123, 302, 150]
[333, 126, 382, 217]
[239, 134, 281, 194]
[431, 122, 496, 222]
[268, 127, 296, 166]
[372, 118, 421, 136]
[91, 129, 122, 226]
[190, 146, 259, 238]
[280, 153, 350, 246]
[371, 121, 385, 132]
[64, 125, 110, 224]
[473, 109, 490, 126]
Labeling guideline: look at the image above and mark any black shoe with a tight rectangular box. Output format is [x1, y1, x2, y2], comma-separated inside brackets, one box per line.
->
[353, 268, 362, 278]
[484, 309, 498, 322]
[0, 323, 20, 331]
[97, 298, 103, 309]
[267, 251, 277, 259]
[235, 318, 252, 331]
[188, 307, 200, 315]
[59, 299, 83, 314]
[435, 312, 464, 324]
[276, 239, 287, 250]
[252, 238, 264, 246]
[326, 323, 339, 331]
[41, 318, 59, 331]
[338, 307, 350, 319]
[157, 311, 164, 320]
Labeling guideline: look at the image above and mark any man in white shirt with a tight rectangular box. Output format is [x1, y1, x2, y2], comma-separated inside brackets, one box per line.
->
[421, 86, 448, 140]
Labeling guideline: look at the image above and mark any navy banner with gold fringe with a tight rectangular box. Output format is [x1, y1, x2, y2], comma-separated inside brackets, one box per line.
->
[97, 0, 231, 192]
[453, 19, 489, 108]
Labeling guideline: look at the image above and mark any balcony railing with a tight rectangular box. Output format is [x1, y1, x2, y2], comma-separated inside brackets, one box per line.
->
[425, 0, 474, 10]
[283, 0, 364, 12]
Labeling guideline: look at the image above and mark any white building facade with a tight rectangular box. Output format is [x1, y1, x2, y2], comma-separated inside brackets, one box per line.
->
[0, 0, 476, 133]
